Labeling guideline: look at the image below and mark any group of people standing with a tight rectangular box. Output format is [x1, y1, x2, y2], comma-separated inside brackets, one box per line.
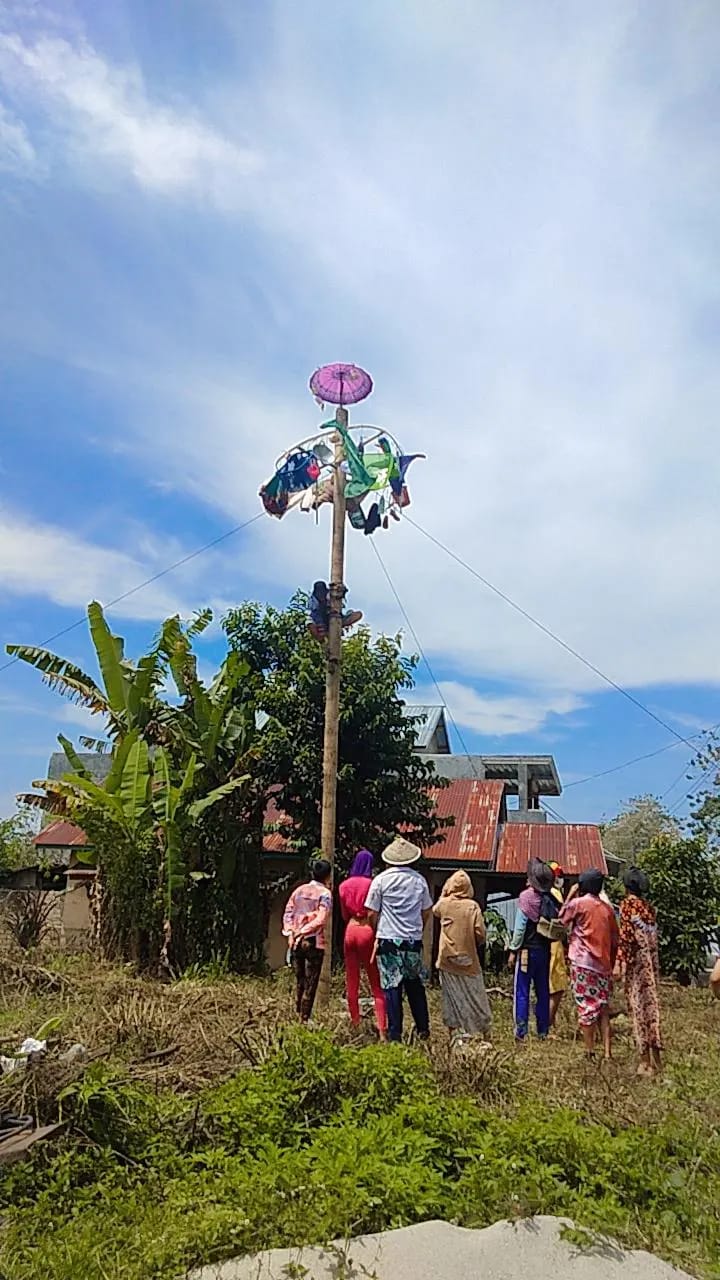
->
[509, 858, 663, 1071]
[283, 836, 434, 1042]
[282, 843, 664, 1074]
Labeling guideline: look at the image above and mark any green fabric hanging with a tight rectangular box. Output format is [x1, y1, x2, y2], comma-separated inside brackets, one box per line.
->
[336, 423, 374, 499]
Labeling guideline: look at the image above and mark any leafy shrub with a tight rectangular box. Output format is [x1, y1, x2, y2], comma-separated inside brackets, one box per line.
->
[1, 1029, 719, 1280]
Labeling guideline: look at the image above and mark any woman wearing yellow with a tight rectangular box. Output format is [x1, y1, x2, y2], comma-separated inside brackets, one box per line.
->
[548, 862, 568, 1028]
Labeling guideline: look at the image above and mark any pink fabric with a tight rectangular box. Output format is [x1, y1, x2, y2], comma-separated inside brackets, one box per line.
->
[560, 894, 619, 975]
[339, 875, 373, 922]
[518, 887, 542, 922]
[283, 881, 332, 949]
[344, 919, 387, 1033]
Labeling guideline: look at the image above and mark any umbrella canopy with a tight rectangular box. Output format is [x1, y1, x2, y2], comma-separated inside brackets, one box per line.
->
[309, 363, 373, 406]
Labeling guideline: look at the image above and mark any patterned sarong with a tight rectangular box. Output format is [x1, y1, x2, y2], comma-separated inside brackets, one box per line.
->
[570, 963, 612, 1026]
[375, 939, 426, 991]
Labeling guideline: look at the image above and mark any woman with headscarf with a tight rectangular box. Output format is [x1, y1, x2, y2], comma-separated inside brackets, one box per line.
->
[508, 859, 555, 1042]
[560, 868, 619, 1059]
[616, 867, 662, 1076]
[433, 871, 491, 1043]
[339, 850, 387, 1039]
[547, 861, 569, 1029]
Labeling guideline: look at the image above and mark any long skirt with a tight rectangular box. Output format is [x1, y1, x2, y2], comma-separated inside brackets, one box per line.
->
[440, 970, 492, 1035]
[626, 953, 662, 1053]
[549, 940, 568, 995]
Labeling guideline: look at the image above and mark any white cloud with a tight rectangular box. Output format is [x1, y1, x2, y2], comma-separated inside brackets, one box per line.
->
[0, 507, 188, 621]
[3, 1, 720, 724]
[0, 100, 36, 173]
[412, 681, 584, 738]
[56, 703, 107, 735]
[0, 32, 259, 200]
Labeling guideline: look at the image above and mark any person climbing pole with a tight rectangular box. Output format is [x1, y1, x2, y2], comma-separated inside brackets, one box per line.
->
[308, 581, 362, 641]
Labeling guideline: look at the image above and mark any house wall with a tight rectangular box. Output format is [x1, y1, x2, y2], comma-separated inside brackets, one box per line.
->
[62, 878, 93, 941]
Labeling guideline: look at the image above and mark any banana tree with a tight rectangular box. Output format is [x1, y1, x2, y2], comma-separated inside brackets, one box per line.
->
[152, 746, 249, 976]
[28, 732, 153, 839]
[7, 602, 169, 751]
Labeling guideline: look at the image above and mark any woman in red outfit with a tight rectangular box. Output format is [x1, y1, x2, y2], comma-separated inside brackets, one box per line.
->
[339, 850, 387, 1039]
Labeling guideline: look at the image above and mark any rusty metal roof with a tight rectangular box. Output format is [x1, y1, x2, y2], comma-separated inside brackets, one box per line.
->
[33, 820, 89, 848]
[426, 780, 505, 863]
[263, 793, 295, 854]
[496, 823, 607, 876]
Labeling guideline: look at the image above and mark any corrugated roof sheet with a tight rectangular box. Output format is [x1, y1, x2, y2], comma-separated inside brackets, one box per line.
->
[402, 705, 448, 751]
[496, 824, 607, 876]
[426, 780, 505, 863]
[33, 820, 89, 848]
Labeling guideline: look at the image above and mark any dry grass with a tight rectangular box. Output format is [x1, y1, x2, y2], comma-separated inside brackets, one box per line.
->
[2, 944, 719, 1131]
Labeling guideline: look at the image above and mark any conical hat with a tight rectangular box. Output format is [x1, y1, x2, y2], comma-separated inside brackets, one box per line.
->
[382, 836, 422, 866]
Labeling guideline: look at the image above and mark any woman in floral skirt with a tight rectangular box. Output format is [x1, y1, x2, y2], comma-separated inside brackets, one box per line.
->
[616, 867, 662, 1076]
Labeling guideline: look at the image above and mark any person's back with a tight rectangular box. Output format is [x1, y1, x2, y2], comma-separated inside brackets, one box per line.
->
[283, 860, 332, 1024]
[435, 894, 484, 975]
[562, 893, 617, 974]
[366, 865, 430, 941]
[365, 839, 432, 1044]
[339, 874, 372, 922]
[340, 851, 387, 1038]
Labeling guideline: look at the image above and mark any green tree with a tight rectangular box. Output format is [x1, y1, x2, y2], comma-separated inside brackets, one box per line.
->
[223, 595, 450, 869]
[601, 794, 679, 863]
[0, 809, 35, 874]
[688, 731, 720, 849]
[634, 835, 720, 983]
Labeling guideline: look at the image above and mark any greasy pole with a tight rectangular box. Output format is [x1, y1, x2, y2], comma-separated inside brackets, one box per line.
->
[316, 405, 347, 1006]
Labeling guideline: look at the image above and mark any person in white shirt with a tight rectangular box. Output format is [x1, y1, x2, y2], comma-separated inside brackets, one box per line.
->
[365, 837, 433, 1042]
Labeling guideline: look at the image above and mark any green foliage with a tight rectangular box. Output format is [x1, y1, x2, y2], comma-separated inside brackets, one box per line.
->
[689, 731, 720, 850]
[601, 794, 679, 862]
[0, 808, 35, 873]
[7, 603, 264, 972]
[1, 1028, 719, 1280]
[634, 835, 720, 982]
[223, 595, 451, 866]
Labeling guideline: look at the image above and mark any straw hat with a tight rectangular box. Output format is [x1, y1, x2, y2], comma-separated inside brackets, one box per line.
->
[382, 836, 422, 866]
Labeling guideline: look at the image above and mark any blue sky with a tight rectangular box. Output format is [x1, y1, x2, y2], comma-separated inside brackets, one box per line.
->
[2, 0, 720, 826]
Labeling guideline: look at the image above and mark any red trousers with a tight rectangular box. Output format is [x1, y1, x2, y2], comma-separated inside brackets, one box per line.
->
[344, 921, 387, 1034]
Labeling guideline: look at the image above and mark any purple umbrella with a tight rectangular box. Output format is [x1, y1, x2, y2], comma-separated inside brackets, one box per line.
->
[309, 363, 373, 406]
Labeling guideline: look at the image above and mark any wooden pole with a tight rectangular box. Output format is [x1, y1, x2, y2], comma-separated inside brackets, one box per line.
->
[316, 405, 347, 1006]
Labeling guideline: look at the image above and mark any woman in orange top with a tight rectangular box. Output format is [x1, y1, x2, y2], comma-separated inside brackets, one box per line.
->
[616, 867, 662, 1076]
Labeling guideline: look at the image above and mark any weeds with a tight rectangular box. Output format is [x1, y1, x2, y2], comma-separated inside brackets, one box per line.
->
[0, 953, 719, 1279]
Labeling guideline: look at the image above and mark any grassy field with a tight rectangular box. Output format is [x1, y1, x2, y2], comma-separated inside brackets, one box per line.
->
[1, 950, 720, 1279]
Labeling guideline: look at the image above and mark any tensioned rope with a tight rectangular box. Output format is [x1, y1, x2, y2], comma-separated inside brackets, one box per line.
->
[368, 539, 482, 780]
[403, 515, 704, 753]
[0, 512, 264, 676]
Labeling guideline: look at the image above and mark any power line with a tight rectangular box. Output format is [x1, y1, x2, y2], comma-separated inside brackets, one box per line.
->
[0, 512, 264, 676]
[368, 539, 481, 778]
[667, 764, 714, 819]
[540, 800, 567, 823]
[564, 736, 705, 789]
[404, 515, 699, 754]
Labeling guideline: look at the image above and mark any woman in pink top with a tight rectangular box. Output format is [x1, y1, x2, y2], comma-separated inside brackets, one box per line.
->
[339, 850, 387, 1039]
[560, 868, 619, 1060]
[282, 859, 332, 1022]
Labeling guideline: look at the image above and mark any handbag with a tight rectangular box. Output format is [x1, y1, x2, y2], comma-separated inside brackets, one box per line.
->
[537, 916, 567, 943]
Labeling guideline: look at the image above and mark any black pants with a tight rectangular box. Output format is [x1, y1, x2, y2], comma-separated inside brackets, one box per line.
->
[291, 938, 324, 1022]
